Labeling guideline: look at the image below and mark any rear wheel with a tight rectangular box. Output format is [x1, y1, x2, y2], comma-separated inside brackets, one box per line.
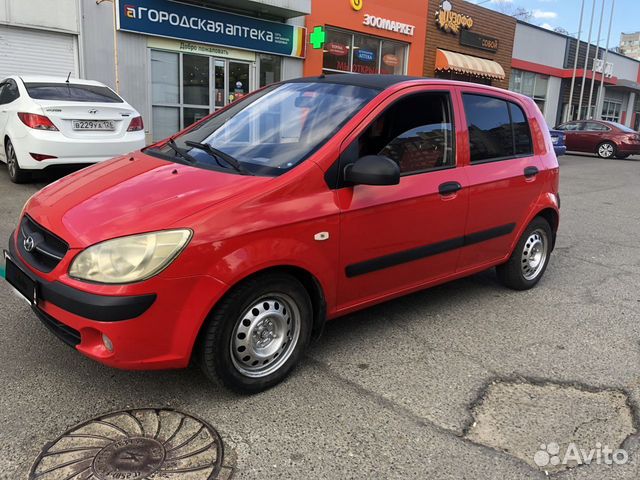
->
[496, 217, 552, 290]
[5, 140, 29, 183]
[596, 141, 616, 159]
[198, 272, 312, 393]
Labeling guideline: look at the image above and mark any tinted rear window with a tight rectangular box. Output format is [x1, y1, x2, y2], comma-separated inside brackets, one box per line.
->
[24, 83, 123, 103]
[463, 93, 533, 163]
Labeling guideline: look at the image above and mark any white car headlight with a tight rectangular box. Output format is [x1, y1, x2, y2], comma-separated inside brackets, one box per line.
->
[69, 229, 192, 284]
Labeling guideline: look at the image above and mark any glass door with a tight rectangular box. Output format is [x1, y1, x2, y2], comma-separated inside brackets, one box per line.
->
[228, 62, 250, 104]
[213, 60, 226, 111]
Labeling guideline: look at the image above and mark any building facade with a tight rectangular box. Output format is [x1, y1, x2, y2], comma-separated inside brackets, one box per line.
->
[511, 21, 640, 129]
[303, 0, 427, 77]
[424, 0, 516, 90]
[619, 32, 640, 61]
[82, 0, 310, 142]
[0, 0, 81, 79]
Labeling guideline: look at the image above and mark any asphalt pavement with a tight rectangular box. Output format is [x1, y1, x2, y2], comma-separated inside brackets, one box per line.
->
[0, 153, 639, 479]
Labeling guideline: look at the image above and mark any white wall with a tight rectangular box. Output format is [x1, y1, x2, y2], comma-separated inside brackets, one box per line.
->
[513, 23, 566, 69]
[0, 0, 80, 33]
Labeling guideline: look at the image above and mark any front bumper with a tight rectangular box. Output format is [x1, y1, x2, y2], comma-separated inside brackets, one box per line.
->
[6, 233, 228, 370]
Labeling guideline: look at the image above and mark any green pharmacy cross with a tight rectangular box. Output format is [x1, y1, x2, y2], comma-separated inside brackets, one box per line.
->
[310, 26, 326, 49]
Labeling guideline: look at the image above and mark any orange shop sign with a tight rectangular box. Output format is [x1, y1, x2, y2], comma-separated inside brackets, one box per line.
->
[435, 1, 473, 34]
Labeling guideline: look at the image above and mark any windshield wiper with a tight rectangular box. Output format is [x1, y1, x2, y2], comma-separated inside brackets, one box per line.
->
[166, 139, 197, 164]
[185, 141, 251, 175]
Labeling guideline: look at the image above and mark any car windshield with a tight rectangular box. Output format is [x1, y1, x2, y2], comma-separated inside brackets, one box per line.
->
[151, 81, 380, 176]
[605, 121, 636, 133]
[24, 83, 124, 103]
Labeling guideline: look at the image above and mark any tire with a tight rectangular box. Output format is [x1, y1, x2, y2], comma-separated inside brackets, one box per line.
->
[615, 154, 630, 159]
[5, 140, 29, 183]
[198, 272, 312, 393]
[596, 141, 616, 159]
[496, 217, 553, 291]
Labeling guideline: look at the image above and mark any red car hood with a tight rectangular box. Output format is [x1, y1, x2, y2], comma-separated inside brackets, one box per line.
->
[25, 154, 270, 247]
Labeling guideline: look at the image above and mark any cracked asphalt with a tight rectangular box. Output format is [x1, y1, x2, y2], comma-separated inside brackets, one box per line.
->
[1, 153, 639, 479]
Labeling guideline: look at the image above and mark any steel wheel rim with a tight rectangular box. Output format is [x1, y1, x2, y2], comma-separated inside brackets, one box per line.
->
[521, 228, 548, 281]
[6, 144, 16, 178]
[230, 293, 300, 378]
[599, 143, 613, 158]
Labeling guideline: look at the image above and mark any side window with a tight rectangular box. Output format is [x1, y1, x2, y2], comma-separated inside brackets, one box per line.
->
[562, 122, 582, 131]
[349, 92, 455, 175]
[463, 94, 533, 163]
[510, 102, 533, 155]
[584, 122, 608, 131]
[0, 80, 19, 104]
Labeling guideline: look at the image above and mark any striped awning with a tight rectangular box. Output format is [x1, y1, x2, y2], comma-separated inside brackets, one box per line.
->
[435, 49, 505, 80]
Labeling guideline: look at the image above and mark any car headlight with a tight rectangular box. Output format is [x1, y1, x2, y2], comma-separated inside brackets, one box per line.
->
[69, 229, 192, 284]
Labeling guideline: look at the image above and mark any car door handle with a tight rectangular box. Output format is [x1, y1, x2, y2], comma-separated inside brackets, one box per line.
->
[438, 181, 462, 196]
[524, 166, 539, 178]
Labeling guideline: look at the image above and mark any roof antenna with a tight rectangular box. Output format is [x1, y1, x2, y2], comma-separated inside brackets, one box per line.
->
[65, 72, 71, 83]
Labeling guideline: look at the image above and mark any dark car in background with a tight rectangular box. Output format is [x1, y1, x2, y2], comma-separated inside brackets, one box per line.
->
[554, 119, 640, 159]
[549, 129, 566, 157]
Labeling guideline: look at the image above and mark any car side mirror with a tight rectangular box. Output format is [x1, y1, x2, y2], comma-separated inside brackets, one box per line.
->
[344, 155, 400, 186]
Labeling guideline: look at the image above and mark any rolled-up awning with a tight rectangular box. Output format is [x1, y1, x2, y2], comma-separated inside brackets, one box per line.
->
[435, 49, 505, 80]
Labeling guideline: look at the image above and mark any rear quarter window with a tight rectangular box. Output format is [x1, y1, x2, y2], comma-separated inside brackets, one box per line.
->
[462, 93, 533, 163]
[24, 83, 123, 103]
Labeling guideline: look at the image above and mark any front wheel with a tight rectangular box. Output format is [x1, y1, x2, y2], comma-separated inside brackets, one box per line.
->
[198, 273, 312, 393]
[496, 217, 552, 290]
[596, 141, 616, 159]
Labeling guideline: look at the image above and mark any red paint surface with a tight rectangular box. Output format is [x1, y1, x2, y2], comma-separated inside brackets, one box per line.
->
[16, 79, 560, 370]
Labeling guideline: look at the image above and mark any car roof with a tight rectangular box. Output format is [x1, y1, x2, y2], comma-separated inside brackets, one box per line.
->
[14, 75, 110, 87]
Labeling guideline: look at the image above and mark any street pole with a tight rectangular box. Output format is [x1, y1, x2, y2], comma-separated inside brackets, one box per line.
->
[565, 0, 586, 122]
[596, 0, 615, 121]
[577, 0, 597, 120]
[587, 0, 606, 118]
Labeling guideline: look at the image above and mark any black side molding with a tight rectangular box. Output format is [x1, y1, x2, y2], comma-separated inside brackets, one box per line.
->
[8, 235, 156, 322]
[346, 223, 516, 278]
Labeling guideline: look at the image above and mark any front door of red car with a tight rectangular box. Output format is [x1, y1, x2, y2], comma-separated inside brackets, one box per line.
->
[456, 90, 543, 270]
[559, 121, 583, 150]
[335, 87, 468, 310]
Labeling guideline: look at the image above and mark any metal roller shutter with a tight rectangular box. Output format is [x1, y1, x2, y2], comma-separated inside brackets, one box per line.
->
[0, 25, 78, 79]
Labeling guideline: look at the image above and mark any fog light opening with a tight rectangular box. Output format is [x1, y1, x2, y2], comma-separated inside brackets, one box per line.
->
[102, 334, 114, 352]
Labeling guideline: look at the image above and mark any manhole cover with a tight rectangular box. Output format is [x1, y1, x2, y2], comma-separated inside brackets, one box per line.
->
[30, 409, 232, 479]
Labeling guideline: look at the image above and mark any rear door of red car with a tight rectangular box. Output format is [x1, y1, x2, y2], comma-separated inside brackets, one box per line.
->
[581, 121, 611, 152]
[335, 86, 469, 310]
[455, 88, 544, 270]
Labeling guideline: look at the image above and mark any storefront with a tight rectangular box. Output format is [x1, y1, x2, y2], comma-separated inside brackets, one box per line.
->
[424, 0, 516, 89]
[82, 0, 309, 141]
[303, 0, 427, 77]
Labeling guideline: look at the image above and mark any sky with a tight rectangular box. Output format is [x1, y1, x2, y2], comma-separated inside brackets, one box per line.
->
[467, 0, 640, 48]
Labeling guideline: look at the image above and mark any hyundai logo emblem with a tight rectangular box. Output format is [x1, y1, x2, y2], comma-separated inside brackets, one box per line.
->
[23, 235, 35, 252]
[88, 109, 98, 114]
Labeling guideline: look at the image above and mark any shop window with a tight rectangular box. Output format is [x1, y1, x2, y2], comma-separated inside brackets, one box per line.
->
[463, 94, 532, 163]
[322, 27, 408, 76]
[510, 69, 549, 113]
[322, 28, 353, 73]
[183, 54, 209, 106]
[349, 92, 455, 175]
[380, 40, 406, 75]
[151, 50, 179, 104]
[352, 34, 380, 75]
[259, 54, 282, 87]
[601, 100, 622, 122]
[152, 106, 179, 142]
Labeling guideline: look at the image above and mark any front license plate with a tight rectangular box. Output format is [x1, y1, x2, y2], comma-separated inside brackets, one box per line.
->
[72, 120, 115, 131]
[4, 252, 37, 305]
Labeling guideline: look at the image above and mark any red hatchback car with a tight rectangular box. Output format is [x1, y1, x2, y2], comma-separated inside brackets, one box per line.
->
[5, 75, 560, 392]
[554, 119, 640, 159]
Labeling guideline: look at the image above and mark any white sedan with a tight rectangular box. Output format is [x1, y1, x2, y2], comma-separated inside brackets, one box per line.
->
[0, 75, 146, 183]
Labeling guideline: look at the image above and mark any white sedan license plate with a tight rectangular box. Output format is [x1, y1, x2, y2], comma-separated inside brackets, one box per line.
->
[72, 120, 115, 131]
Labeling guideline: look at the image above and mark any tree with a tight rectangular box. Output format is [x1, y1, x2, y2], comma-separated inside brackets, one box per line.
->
[554, 27, 570, 35]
